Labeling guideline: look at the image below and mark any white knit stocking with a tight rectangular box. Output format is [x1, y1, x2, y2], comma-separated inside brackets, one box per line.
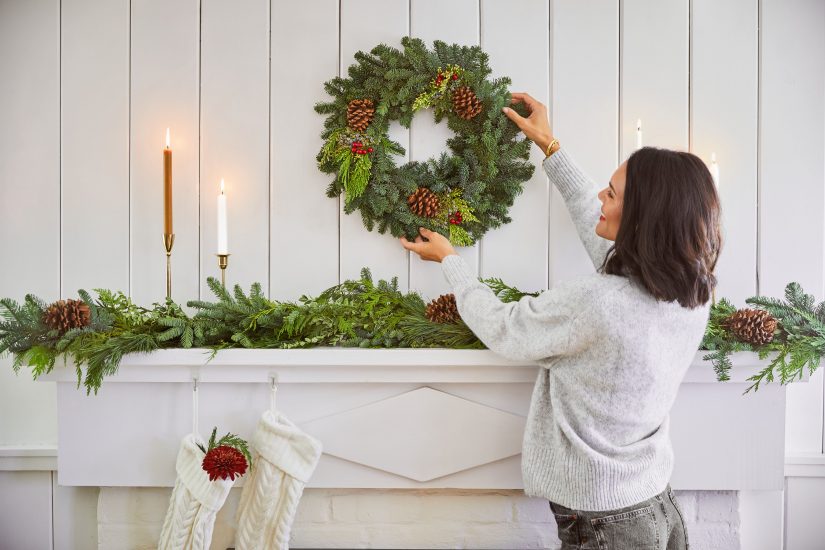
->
[235, 409, 323, 550]
[157, 433, 234, 550]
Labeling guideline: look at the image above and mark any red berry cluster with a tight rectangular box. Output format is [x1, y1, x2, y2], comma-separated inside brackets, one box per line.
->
[449, 210, 463, 225]
[350, 141, 374, 155]
[435, 71, 459, 85]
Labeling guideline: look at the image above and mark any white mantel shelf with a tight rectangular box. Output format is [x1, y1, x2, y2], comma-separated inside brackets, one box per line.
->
[41, 348, 778, 384]
[39, 348, 799, 491]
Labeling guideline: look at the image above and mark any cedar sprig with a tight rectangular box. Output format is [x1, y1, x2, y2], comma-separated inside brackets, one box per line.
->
[479, 277, 540, 303]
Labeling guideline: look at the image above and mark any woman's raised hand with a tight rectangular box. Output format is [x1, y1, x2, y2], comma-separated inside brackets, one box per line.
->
[502, 92, 554, 154]
[399, 227, 457, 262]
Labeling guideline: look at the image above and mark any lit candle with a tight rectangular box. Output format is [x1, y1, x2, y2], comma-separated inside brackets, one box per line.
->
[636, 119, 643, 150]
[710, 152, 720, 187]
[163, 128, 172, 234]
[217, 179, 228, 254]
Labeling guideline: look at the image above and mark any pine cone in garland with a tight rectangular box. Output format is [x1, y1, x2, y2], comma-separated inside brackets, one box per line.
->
[347, 98, 375, 131]
[42, 298, 91, 334]
[723, 308, 778, 345]
[426, 293, 460, 324]
[407, 187, 441, 218]
[451, 86, 483, 120]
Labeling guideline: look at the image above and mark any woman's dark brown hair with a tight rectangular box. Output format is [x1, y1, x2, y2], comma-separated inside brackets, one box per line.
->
[598, 146, 722, 309]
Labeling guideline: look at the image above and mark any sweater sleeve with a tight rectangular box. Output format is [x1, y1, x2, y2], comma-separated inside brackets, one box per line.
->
[543, 147, 614, 271]
[440, 254, 592, 362]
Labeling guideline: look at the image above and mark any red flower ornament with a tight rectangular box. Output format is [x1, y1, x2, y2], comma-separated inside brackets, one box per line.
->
[202, 444, 248, 481]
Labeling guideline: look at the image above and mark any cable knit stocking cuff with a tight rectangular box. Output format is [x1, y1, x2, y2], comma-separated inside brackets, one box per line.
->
[253, 410, 323, 483]
[176, 433, 234, 511]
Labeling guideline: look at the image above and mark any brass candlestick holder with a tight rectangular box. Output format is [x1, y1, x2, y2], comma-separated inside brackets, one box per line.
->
[164, 233, 175, 300]
[216, 253, 230, 287]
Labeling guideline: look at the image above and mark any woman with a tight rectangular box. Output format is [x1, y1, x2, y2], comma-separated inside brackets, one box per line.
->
[400, 92, 721, 549]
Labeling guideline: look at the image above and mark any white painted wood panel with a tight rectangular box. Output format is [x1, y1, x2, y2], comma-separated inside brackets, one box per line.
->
[0, 472, 53, 549]
[692, 0, 758, 307]
[621, 0, 689, 158]
[339, 0, 411, 290]
[549, 0, 619, 286]
[761, 0, 825, 455]
[53, 480, 98, 550]
[270, 0, 340, 300]
[61, 0, 129, 296]
[130, 0, 200, 307]
[479, 0, 550, 292]
[739, 490, 784, 550]
[0, 0, 59, 446]
[408, 0, 480, 302]
[785, 477, 825, 550]
[199, 0, 269, 298]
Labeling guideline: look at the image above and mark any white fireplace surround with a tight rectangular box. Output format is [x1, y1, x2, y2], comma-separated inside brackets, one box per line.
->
[39, 348, 796, 493]
[14, 347, 796, 548]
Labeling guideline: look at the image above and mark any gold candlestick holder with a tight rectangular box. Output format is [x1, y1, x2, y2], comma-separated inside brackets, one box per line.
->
[216, 253, 230, 287]
[164, 233, 175, 300]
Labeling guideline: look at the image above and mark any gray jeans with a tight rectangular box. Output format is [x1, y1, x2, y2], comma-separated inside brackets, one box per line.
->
[549, 484, 689, 550]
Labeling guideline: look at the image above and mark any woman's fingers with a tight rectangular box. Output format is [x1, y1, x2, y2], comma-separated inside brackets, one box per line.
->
[510, 92, 542, 113]
[502, 106, 527, 129]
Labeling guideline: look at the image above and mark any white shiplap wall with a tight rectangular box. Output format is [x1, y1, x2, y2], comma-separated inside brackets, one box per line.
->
[1, 0, 823, 546]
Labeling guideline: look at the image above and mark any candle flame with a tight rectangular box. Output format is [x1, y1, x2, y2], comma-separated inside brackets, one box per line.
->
[711, 152, 717, 164]
[165, 128, 170, 149]
[220, 179, 225, 194]
[636, 119, 642, 131]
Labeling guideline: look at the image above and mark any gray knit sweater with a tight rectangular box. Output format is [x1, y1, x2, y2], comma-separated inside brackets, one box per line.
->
[440, 147, 711, 511]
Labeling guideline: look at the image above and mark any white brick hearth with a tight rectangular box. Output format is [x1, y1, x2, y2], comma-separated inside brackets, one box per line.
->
[96, 487, 741, 549]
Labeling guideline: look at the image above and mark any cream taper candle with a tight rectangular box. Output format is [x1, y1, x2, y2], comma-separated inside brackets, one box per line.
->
[163, 128, 173, 234]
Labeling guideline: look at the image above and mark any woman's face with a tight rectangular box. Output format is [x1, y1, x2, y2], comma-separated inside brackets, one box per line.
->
[596, 161, 626, 241]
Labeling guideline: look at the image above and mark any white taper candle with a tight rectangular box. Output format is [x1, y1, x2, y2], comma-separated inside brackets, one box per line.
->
[217, 179, 228, 254]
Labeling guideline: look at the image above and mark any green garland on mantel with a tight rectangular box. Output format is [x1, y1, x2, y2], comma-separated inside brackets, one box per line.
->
[0, 267, 820, 395]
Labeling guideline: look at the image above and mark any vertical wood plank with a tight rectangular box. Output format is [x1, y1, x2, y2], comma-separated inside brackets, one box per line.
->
[130, 0, 200, 307]
[409, 0, 479, 302]
[621, 0, 689, 159]
[550, 0, 619, 285]
[0, 472, 54, 548]
[61, 0, 129, 296]
[480, 0, 550, 292]
[339, 0, 410, 290]
[0, 0, 59, 446]
[53, 478, 98, 549]
[692, 0, 758, 306]
[270, 0, 340, 300]
[200, 0, 269, 297]
[761, 0, 825, 454]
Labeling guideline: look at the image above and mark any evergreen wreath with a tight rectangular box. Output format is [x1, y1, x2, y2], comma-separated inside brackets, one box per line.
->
[314, 37, 535, 246]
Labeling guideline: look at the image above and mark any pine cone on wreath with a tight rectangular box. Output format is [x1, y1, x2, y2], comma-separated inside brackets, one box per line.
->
[407, 187, 441, 218]
[347, 98, 375, 131]
[451, 86, 483, 120]
[426, 293, 460, 324]
[42, 298, 91, 334]
[722, 308, 778, 345]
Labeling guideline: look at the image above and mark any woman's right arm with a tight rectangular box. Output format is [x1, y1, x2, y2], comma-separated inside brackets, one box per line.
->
[542, 149, 614, 271]
[502, 93, 613, 271]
